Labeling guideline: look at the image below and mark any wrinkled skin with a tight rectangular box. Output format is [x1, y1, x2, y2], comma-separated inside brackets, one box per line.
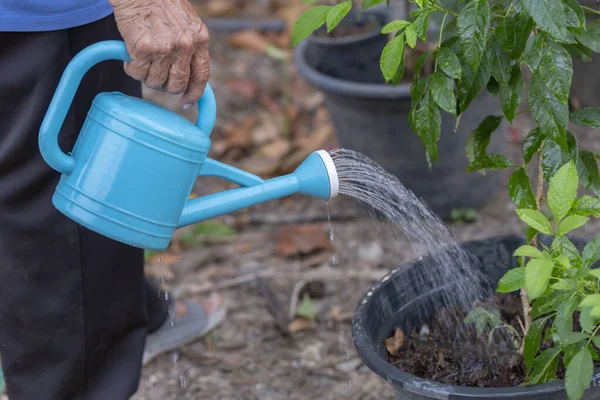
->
[109, 0, 210, 110]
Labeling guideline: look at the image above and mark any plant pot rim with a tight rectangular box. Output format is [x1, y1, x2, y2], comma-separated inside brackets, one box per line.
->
[351, 234, 600, 398]
[307, 23, 385, 46]
[294, 39, 412, 100]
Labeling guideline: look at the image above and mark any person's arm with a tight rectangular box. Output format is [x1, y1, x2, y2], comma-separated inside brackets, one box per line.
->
[109, 0, 210, 110]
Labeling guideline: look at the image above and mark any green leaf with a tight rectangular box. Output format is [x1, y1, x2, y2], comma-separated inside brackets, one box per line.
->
[515, 245, 544, 258]
[583, 236, 600, 267]
[525, 258, 554, 300]
[577, 151, 600, 195]
[551, 279, 577, 290]
[296, 294, 319, 320]
[529, 72, 569, 152]
[552, 236, 583, 268]
[516, 209, 553, 235]
[412, 8, 432, 42]
[580, 294, 600, 308]
[406, 24, 417, 49]
[413, 51, 433, 82]
[548, 160, 578, 222]
[532, 291, 568, 318]
[524, 316, 550, 374]
[415, 92, 442, 163]
[409, 77, 429, 131]
[456, 41, 491, 113]
[326, 1, 352, 33]
[579, 306, 597, 334]
[429, 72, 456, 115]
[495, 12, 535, 59]
[489, 33, 513, 87]
[565, 41, 593, 62]
[362, 0, 386, 9]
[381, 20, 410, 34]
[554, 296, 580, 340]
[380, 34, 406, 83]
[528, 347, 561, 385]
[497, 267, 525, 293]
[570, 107, 600, 129]
[436, 47, 462, 79]
[523, 128, 544, 164]
[467, 155, 516, 172]
[593, 336, 600, 348]
[589, 269, 600, 280]
[458, 0, 490, 70]
[558, 215, 589, 236]
[509, 168, 536, 210]
[465, 115, 503, 162]
[565, 347, 593, 400]
[541, 133, 578, 182]
[291, 6, 330, 47]
[540, 40, 573, 105]
[563, 0, 586, 31]
[500, 65, 523, 123]
[576, 21, 600, 53]
[521, 0, 573, 44]
[524, 34, 545, 71]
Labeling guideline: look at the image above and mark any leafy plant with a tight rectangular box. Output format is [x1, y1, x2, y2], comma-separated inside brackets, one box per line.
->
[292, 0, 600, 398]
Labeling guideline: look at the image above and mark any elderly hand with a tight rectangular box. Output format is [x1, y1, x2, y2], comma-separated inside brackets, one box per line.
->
[110, 0, 210, 110]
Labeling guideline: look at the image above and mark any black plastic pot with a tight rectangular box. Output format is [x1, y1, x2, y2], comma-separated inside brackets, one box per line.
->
[295, 40, 506, 220]
[352, 235, 600, 399]
[304, 9, 389, 84]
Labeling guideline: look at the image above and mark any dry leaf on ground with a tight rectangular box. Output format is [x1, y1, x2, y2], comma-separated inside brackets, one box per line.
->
[275, 224, 334, 258]
[385, 328, 405, 356]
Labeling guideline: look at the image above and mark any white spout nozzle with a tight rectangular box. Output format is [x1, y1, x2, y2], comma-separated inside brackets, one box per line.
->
[315, 150, 339, 199]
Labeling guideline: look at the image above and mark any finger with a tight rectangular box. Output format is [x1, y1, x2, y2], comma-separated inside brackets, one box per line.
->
[180, 49, 209, 109]
[145, 56, 174, 91]
[165, 41, 193, 95]
[124, 58, 150, 82]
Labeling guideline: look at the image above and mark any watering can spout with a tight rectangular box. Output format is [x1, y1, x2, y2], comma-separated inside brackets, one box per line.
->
[177, 150, 339, 228]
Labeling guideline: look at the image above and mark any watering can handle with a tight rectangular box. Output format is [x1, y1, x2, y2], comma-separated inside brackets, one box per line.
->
[39, 40, 217, 175]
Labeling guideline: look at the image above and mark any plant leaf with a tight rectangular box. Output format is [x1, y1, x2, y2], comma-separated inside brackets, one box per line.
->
[516, 209, 553, 235]
[538, 39, 573, 105]
[541, 133, 578, 183]
[528, 347, 561, 385]
[362, 0, 386, 8]
[532, 291, 568, 318]
[380, 34, 406, 83]
[576, 21, 600, 53]
[523, 128, 544, 164]
[565, 347, 593, 400]
[405, 24, 417, 49]
[521, 0, 573, 44]
[381, 20, 411, 34]
[580, 294, 600, 309]
[525, 258, 554, 300]
[291, 6, 330, 47]
[563, 0, 586, 30]
[495, 12, 535, 58]
[497, 267, 525, 293]
[514, 245, 544, 258]
[296, 294, 319, 320]
[456, 41, 492, 113]
[500, 65, 523, 123]
[509, 168, 536, 210]
[412, 8, 432, 42]
[554, 296, 580, 340]
[528, 72, 569, 152]
[524, 316, 550, 374]
[583, 235, 600, 267]
[437, 47, 462, 79]
[570, 107, 600, 129]
[457, 0, 490, 69]
[547, 160, 578, 222]
[467, 154, 516, 172]
[415, 91, 442, 164]
[465, 115, 503, 162]
[577, 151, 600, 195]
[552, 236, 583, 268]
[326, 1, 352, 33]
[558, 215, 589, 236]
[579, 306, 597, 334]
[429, 72, 456, 115]
[489, 33, 513, 87]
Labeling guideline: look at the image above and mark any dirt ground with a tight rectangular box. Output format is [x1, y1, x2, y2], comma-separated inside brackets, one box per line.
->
[126, 3, 600, 399]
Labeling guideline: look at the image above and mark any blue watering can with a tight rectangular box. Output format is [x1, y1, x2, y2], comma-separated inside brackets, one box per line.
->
[39, 40, 339, 251]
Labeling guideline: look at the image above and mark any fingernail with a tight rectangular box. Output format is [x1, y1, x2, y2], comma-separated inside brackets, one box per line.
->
[182, 103, 193, 110]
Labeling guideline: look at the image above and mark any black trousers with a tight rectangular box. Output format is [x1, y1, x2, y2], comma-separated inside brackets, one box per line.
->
[0, 14, 170, 400]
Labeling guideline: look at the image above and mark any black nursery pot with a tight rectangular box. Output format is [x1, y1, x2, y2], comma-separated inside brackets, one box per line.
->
[295, 39, 506, 220]
[352, 235, 600, 399]
[303, 9, 389, 84]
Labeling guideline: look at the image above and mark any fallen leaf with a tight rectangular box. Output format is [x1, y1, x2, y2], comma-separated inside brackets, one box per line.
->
[280, 126, 334, 173]
[288, 317, 313, 333]
[225, 78, 259, 101]
[259, 139, 291, 160]
[251, 111, 282, 145]
[239, 155, 280, 177]
[275, 224, 334, 258]
[385, 328, 405, 356]
[296, 294, 319, 320]
[224, 116, 256, 149]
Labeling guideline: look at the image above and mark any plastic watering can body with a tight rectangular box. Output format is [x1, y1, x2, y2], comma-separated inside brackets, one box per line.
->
[39, 40, 339, 251]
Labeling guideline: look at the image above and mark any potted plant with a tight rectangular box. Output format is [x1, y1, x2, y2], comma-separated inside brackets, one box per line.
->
[293, 0, 600, 399]
[293, 0, 507, 220]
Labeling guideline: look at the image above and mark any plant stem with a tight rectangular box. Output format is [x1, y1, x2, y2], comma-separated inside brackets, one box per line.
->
[583, 5, 600, 16]
[587, 324, 600, 346]
[434, 13, 449, 72]
[520, 143, 545, 336]
[514, 108, 529, 118]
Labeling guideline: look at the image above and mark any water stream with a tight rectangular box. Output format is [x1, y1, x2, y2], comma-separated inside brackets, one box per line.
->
[328, 148, 502, 346]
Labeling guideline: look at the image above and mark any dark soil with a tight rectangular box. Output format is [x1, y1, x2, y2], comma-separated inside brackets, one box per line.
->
[389, 294, 527, 388]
